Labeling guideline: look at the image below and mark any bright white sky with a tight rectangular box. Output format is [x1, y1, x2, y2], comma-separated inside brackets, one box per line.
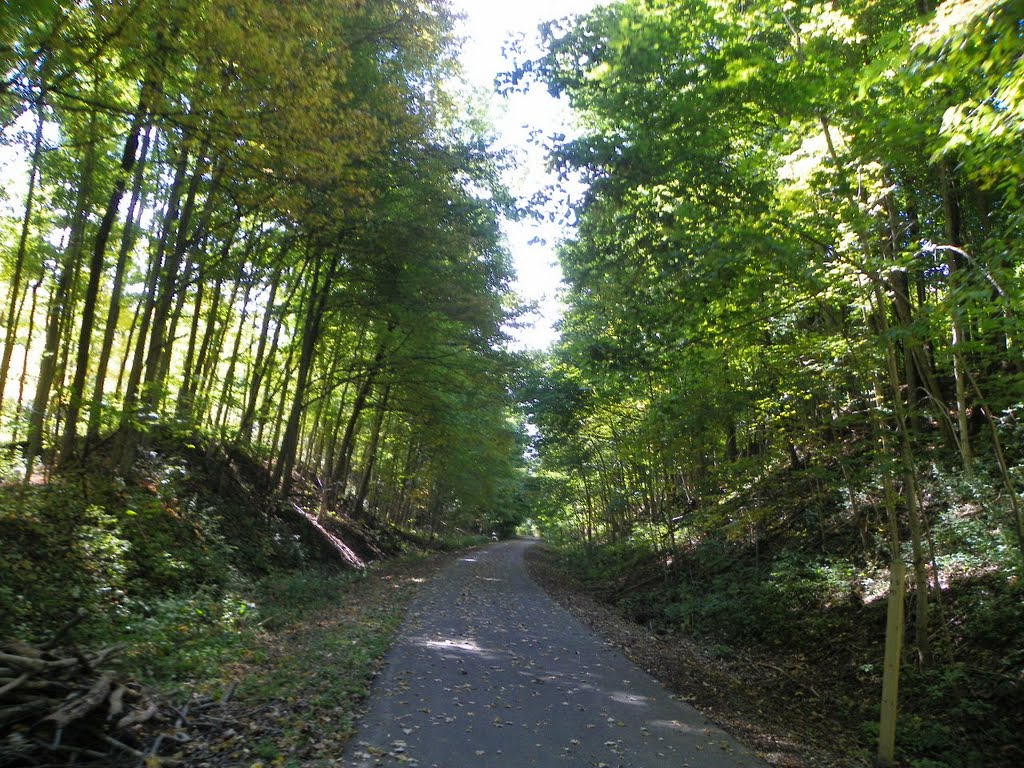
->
[448, 0, 600, 351]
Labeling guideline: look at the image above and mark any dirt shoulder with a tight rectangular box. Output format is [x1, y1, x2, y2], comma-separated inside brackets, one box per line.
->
[523, 543, 868, 768]
[173, 552, 456, 768]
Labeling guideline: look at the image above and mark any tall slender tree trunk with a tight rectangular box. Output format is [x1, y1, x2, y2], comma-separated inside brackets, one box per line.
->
[238, 268, 283, 441]
[114, 290, 143, 398]
[871, 284, 931, 664]
[267, 343, 297, 458]
[353, 384, 391, 518]
[155, 259, 195, 396]
[175, 277, 205, 417]
[87, 125, 153, 445]
[274, 252, 335, 491]
[196, 276, 241, 422]
[140, 150, 207, 416]
[868, 371, 909, 768]
[331, 343, 386, 502]
[116, 146, 190, 473]
[941, 160, 973, 469]
[178, 273, 221, 417]
[389, 438, 419, 526]
[0, 87, 46, 418]
[214, 278, 254, 433]
[812, 100, 932, 663]
[13, 279, 43, 442]
[24, 112, 100, 477]
[249, 278, 294, 447]
[319, 383, 354, 512]
[151, 166, 221, 411]
[300, 339, 335, 471]
[61, 98, 150, 462]
[321, 327, 368, 480]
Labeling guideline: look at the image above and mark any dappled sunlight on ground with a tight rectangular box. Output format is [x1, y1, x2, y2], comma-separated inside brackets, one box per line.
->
[609, 690, 651, 706]
[345, 540, 767, 768]
[414, 636, 498, 660]
[650, 718, 705, 733]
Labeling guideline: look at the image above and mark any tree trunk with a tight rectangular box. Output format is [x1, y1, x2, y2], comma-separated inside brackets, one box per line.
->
[331, 343, 386, 503]
[61, 100, 149, 462]
[353, 384, 391, 518]
[877, 559, 905, 767]
[814, 107, 931, 662]
[86, 125, 153, 445]
[214, 278, 254, 434]
[13, 279, 43, 442]
[267, 342, 297, 458]
[155, 259, 195, 396]
[24, 111, 100, 477]
[273, 252, 335, 491]
[870, 375, 907, 768]
[302, 336, 344, 471]
[238, 267, 283, 442]
[0, 88, 46, 417]
[115, 145, 190, 473]
[872, 284, 931, 664]
[196, 274, 241, 422]
[251, 284, 290, 448]
[174, 278, 205, 418]
[941, 160, 973, 469]
[139, 150, 207, 415]
[178, 274, 221, 418]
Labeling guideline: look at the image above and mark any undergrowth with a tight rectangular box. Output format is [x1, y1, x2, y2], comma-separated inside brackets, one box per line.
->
[0, 436, 466, 765]
[0, 436, 451, 691]
[228, 562, 426, 765]
[551, 462, 1024, 768]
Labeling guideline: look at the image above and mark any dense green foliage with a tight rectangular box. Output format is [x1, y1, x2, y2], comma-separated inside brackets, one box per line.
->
[0, 0, 528, 535]
[551, 469, 1024, 766]
[0, 434, 327, 646]
[4, 1, 1023, 765]
[517, 0, 1024, 765]
[0, 433, 484, 691]
[0, 1, 529, 740]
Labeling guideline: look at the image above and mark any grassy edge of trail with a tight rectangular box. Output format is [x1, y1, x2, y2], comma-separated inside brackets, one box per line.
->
[177, 552, 455, 768]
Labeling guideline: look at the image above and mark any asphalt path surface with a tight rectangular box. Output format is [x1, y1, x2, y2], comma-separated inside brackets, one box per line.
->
[342, 539, 767, 767]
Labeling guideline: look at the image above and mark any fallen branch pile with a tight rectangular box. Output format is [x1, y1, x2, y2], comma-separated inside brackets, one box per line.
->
[0, 639, 194, 767]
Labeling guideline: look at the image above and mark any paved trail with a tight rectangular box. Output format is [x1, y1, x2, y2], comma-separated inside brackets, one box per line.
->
[343, 540, 767, 768]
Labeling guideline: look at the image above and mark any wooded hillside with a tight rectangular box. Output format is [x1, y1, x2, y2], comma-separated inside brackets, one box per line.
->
[517, 1, 1023, 766]
[2, 1, 1022, 766]
[2, 4, 529, 761]
[1, 0, 527, 532]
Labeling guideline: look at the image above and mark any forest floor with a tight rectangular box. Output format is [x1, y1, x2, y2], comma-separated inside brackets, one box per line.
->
[159, 553, 452, 767]
[523, 543, 868, 768]
[183, 540, 860, 768]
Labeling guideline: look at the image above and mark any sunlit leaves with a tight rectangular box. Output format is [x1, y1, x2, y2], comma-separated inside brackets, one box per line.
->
[526, 0, 1024, 553]
[0, 0, 526, 534]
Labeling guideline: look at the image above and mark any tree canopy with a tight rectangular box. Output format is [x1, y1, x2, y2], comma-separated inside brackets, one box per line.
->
[0, 0, 528, 534]
[518, 1, 1023, 764]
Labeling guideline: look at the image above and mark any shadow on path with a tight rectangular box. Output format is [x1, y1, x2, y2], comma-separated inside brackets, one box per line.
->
[342, 540, 768, 767]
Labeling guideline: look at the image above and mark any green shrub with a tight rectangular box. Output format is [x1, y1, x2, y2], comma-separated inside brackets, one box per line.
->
[105, 589, 258, 684]
[431, 533, 491, 551]
[254, 567, 361, 628]
[561, 539, 658, 583]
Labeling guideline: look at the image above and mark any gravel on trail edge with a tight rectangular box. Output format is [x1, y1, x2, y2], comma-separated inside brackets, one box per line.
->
[341, 539, 774, 768]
